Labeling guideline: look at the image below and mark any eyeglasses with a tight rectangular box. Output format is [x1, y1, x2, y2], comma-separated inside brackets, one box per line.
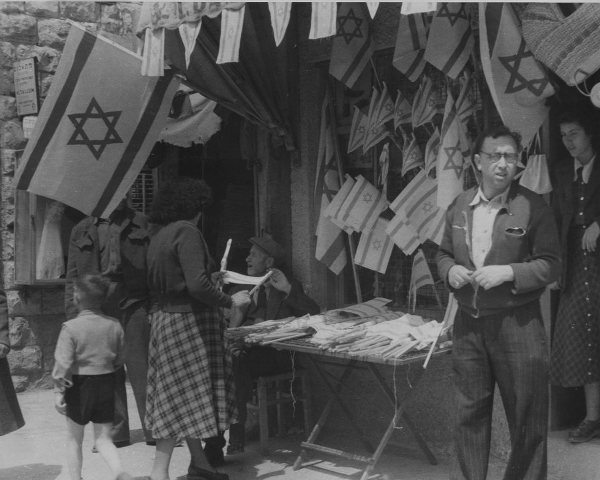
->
[479, 151, 520, 164]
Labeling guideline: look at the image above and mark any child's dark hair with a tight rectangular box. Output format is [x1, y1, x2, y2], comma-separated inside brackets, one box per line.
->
[74, 274, 110, 309]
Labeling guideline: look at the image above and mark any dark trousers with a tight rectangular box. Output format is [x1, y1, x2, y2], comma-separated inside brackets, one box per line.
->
[452, 301, 549, 480]
[103, 289, 151, 443]
[229, 344, 292, 443]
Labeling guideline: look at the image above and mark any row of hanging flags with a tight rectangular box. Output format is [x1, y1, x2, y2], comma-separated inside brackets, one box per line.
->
[314, 2, 556, 279]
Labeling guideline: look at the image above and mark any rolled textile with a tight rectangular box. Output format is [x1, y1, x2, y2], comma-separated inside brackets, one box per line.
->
[521, 3, 600, 85]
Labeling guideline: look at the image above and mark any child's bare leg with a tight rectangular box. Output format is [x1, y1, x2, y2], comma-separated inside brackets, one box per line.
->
[150, 438, 177, 480]
[65, 417, 85, 480]
[93, 422, 130, 479]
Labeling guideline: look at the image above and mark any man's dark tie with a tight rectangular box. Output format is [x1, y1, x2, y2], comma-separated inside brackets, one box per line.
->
[576, 166, 584, 184]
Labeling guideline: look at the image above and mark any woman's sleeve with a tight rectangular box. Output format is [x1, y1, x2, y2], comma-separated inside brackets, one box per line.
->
[175, 224, 232, 308]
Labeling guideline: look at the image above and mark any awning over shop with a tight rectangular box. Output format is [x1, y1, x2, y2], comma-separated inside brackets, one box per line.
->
[137, 2, 294, 150]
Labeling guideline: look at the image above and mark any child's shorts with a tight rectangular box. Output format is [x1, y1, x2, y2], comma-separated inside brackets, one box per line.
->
[65, 372, 115, 425]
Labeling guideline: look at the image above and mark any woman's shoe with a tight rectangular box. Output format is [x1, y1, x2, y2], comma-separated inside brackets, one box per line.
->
[568, 419, 600, 443]
[187, 465, 229, 480]
[203, 435, 225, 467]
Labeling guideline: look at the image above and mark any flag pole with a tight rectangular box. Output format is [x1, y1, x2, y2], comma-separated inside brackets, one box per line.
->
[327, 82, 363, 303]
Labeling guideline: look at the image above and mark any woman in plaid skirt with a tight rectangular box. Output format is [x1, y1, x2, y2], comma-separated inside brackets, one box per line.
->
[551, 106, 600, 444]
[144, 178, 250, 480]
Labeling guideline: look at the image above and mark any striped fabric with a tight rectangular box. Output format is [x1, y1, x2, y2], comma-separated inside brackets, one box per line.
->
[309, 2, 337, 39]
[347, 106, 369, 154]
[354, 218, 395, 274]
[216, 6, 245, 64]
[411, 76, 443, 128]
[393, 90, 412, 131]
[178, 21, 202, 69]
[141, 27, 164, 76]
[363, 84, 394, 152]
[268, 2, 292, 46]
[425, 2, 474, 79]
[145, 309, 236, 439]
[401, 133, 425, 176]
[324, 174, 356, 233]
[393, 12, 429, 82]
[13, 25, 178, 218]
[456, 71, 475, 128]
[424, 127, 441, 174]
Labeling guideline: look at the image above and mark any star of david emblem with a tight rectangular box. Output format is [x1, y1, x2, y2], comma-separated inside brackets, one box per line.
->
[422, 201, 434, 213]
[67, 98, 122, 160]
[372, 239, 382, 250]
[443, 141, 463, 179]
[498, 39, 549, 97]
[363, 192, 373, 203]
[336, 8, 364, 45]
[436, 3, 467, 27]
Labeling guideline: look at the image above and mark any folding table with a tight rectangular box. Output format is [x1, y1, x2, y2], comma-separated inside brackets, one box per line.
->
[266, 338, 451, 480]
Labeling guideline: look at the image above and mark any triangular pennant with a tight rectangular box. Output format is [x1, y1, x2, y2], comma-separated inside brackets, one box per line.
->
[394, 90, 412, 130]
[456, 71, 475, 128]
[141, 27, 164, 76]
[402, 2, 438, 15]
[412, 76, 443, 127]
[216, 6, 245, 64]
[348, 106, 369, 153]
[401, 133, 425, 176]
[178, 22, 202, 70]
[310, 2, 337, 39]
[268, 2, 292, 46]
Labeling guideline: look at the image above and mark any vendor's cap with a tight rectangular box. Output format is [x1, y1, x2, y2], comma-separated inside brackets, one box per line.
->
[249, 234, 285, 264]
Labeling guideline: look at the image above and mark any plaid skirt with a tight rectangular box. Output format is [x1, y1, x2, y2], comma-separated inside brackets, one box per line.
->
[145, 309, 237, 439]
[551, 228, 600, 387]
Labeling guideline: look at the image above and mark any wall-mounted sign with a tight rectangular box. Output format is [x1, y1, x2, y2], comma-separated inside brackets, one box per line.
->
[14, 58, 39, 116]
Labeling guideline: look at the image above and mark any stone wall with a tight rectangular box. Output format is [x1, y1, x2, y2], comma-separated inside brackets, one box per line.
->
[0, 1, 141, 391]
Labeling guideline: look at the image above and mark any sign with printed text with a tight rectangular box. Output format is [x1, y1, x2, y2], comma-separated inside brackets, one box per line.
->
[14, 58, 39, 116]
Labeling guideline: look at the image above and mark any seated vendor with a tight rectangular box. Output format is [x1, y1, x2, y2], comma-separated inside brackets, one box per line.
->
[227, 234, 319, 454]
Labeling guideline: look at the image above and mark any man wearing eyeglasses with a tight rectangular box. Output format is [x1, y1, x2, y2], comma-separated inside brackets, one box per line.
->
[437, 125, 561, 480]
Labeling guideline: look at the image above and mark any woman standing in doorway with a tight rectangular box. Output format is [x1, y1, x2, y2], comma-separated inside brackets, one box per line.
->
[551, 106, 600, 443]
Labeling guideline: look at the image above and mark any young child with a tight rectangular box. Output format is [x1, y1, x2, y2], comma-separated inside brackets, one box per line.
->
[52, 274, 132, 480]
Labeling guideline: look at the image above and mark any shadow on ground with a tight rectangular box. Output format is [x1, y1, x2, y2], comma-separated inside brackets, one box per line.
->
[0, 464, 61, 480]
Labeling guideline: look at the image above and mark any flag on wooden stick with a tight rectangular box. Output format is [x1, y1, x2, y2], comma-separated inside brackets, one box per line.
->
[14, 26, 179, 218]
[409, 249, 435, 311]
[314, 95, 347, 275]
[412, 76, 443, 128]
[393, 13, 429, 82]
[378, 143, 390, 198]
[364, 84, 394, 152]
[394, 90, 412, 130]
[424, 127, 440, 174]
[337, 174, 388, 232]
[216, 6, 245, 64]
[401, 133, 425, 176]
[354, 217, 394, 274]
[329, 3, 373, 88]
[324, 174, 356, 233]
[268, 2, 292, 46]
[425, 3, 474, 79]
[348, 106, 368, 153]
[385, 214, 420, 255]
[456, 71, 475, 128]
[309, 2, 337, 39]
[479, 3, 554, 146]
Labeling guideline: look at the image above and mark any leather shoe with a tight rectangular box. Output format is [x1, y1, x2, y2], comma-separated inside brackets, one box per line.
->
[568, 419, 600, 443]
[187, 465, 229, 480]
[203, 435, 225, 467]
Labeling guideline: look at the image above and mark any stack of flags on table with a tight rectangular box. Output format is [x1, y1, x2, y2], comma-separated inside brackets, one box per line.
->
[408, 249, 436, 311]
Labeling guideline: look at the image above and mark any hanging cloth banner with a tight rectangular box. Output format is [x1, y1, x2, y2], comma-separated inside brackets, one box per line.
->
[141, 27, 164, 76]
[424, 2, 474, 79]
[479, 3, 554, 147]
[354, 217, 394, 274]
[14, 25, 179, 218]
[329, 3, 373, 88]
[268, 2, 291, 46]
[309, 2, 337, 39]
[392, 12, 429, 83]
[314, 95, 347, 275]
[216, 5, 246, 64]
[178, 21, 202, 69]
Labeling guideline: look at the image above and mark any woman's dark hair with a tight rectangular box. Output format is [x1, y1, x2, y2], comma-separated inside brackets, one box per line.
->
[149, 177, 213, 225]
[557, 106, 600, 153]
[472, 125, 522, 161]
[75, 274, 110, 308]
